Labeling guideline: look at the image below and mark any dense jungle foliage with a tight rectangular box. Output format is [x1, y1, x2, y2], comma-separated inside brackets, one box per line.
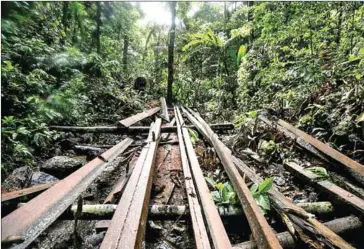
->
[1, 2, 364, 179]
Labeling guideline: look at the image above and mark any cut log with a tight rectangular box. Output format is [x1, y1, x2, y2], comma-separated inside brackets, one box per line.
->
[160, 97, 170, 122]
[233, 216, 362, 249]
[118, 107, 161, 127]
[63, 202, 333, 220]
[50, 123, 234, 134]
[233, 157, 355, 249]
[182, 107, 282, 249]
[175, 107, 213, 249]
[100, 119, 161, 249]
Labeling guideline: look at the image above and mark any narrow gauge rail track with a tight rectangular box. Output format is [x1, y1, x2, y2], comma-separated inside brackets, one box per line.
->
[1, 98, 363, 249]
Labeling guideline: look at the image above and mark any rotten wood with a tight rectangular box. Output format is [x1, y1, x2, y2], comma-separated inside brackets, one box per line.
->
[1, 138, 133, 248]
[160, 97, 170, 122]
[233, 157, 355, 249]
[177, 107, 232, 249]
[118, 107, 161, 127]
[182, 107, 282, 249]
[284, 161, 364, 215]
[100, 119, 161, 249]
[1, 182, 58, 202]
[175, 107, 212, 249]
[233, 216, 362, 249]
[278, 118, 364, 186]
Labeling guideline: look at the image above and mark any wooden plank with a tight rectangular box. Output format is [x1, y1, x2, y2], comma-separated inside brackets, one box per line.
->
[278, 119, 364, 186]
[233, 157, 355, 249]
[118, 107, 160, 127]
[284, 161, 364, 215]
[177, 107, 232, 248]
[182, 107, 282, 249]
[100, 119, 161, 249]
[1, 182, 57, 202]
[50, 123, 234, 134]
[175, 107, 212, 249]
[160, 97, 170, 122]
[233, 216, 362, 249]
[1, 138, 133, 248]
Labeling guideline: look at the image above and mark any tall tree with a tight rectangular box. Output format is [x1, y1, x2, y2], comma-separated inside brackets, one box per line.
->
[95, 2, 101, 53]
[167, 2, 177, 105]
[123, 35, 129, 75]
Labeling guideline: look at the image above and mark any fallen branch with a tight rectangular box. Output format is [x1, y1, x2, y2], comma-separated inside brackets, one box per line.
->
[49, 123, 234, 134]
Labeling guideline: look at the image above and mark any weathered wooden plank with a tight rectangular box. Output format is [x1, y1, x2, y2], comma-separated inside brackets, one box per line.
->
[1, 182, 57, 202]
[160, 97, 170, 122]
[233, 157, 355, 249]
[284, 161, 364, 215]
[118, 107, 161, 127]
[100, 119, 161, 249]
[182, 107, 282, 249]
[175, 107, 212, 249]
[1, 138, 133, 249]
[50, 123, 234, 134]
[233, 216, 362, 249]
[278, 119, 364, 186]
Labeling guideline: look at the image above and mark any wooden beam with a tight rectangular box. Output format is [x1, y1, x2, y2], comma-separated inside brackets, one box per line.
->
[160, 97, 170, 122]
[233, 216, 362, 249]
[100, 119, 161, 249]
[284, 161, 364, 215]
[1, 138, 133, 248]
[278, 118, 364, 186]
[50, 123, 234, 134]
[182, 107, 282, 249]
[175, 107, 213, 249]
[118, 107, 160, 127]
[1, 182, 57, 202]
[233, 157, 355, 249]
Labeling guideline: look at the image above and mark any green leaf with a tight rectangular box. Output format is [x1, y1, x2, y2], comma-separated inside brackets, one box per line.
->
[205, 177, 217, 189]
[258, 177, 273, 194]
[237, 45, 247, 67]
[188, 128, 199, 145]
[256, 194, 270, 211]
[250, 183, 259, 194]
[211, 191, 221, 202]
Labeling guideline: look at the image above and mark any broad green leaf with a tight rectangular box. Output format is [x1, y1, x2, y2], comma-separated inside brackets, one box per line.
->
[305, 167, 329, 179]
[258, 177, 273, 194]
[237, 45, 247, 66]
[250, 183, 259, 194]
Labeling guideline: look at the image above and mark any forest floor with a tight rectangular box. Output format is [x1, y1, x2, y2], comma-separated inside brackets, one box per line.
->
[1, 99, 364, 249]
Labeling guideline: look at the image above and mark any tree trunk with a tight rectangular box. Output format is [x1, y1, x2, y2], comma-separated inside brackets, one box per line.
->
[123, 35, 129, 75]
[336, 4, 343, 46]
[167, 2, 177, 105]
[61, 1, 69, 46]
[95, 2, 101, 54]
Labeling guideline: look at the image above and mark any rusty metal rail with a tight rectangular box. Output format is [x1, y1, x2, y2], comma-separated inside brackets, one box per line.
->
[182, 107, 283, 249]
[1, 138, 133, 249]
[100, 119, 161, 249]
[175, 108, 225, 249]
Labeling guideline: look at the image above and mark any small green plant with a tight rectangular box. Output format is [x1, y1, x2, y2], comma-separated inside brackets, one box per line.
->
[205, 177, 237, 205]
[249, 177, 274, 215]
[188, 128, 199, 145]
[305, 167, 329, 179]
